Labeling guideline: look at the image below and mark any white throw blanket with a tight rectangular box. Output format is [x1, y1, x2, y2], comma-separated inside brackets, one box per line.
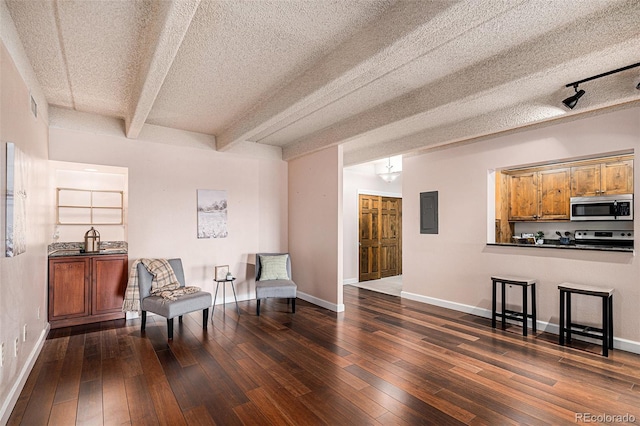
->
[122, 259, 200, 312]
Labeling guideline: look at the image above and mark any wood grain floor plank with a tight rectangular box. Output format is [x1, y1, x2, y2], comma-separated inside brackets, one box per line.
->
[124, 375, 160, 425]
[101, 357, 130, 426]
[76, 379, 103, 425]
[148, 381, 187, 426]
[346, 363, 468, 425]
[7, 346, 47, 425]
[298, 385, 382, 425]
[237, 342, 311, 397]
[53, 333, 85, 404]
[48, 399, 78, 426]
[18, 359, 64, 426]
[182, 405, 216, 426]
[245, 385, 323, 425]
[232, 401, 274, 425]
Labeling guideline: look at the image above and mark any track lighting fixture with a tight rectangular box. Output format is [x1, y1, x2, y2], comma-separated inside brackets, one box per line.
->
[562, 61, 640, 109]
[562, 84, 585, 109]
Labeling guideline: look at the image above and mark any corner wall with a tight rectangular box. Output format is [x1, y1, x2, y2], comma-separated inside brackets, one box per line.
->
[0, 39, 51, 424]
[403, 107, 640, 349]
[289, 145, 344, 311]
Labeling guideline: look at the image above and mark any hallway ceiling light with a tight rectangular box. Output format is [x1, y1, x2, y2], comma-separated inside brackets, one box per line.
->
[378, 157, 401, 183]
[562, 61, 640, 109]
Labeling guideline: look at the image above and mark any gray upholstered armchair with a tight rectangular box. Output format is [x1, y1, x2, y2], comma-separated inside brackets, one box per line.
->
[137, 258, 212, 339]
[255, 253, 297, 316]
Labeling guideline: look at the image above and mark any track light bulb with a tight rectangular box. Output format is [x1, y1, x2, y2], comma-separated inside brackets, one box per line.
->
[562, 85, 585, 109]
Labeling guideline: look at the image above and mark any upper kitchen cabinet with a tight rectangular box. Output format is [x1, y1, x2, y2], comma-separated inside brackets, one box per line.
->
[539, 169, 571, 220]
[508, 168, 570, 221]
[571, 158, 633, 197]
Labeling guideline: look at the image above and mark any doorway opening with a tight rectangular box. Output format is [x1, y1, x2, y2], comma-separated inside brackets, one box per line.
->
[356, 193, 402, 295]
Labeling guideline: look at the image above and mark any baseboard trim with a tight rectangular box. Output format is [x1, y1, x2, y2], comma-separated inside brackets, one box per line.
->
[400, 291, 640, 355]
[342, 278, 358, 285]
[1, 323, 50, 425]
[297, 291, 345, 313]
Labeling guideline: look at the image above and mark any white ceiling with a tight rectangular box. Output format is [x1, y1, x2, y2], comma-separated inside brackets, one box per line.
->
[5, 0, 640, 165]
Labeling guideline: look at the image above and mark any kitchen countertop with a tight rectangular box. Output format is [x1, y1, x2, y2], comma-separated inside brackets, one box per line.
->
[488, 242, 633, 253]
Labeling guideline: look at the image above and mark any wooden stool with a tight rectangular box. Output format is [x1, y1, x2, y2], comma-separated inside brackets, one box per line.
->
[491, 276, 537, 336]
[558, 282, 614, 357]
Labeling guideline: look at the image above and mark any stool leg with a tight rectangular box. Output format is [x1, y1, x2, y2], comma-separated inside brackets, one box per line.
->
[492, 280, 497, 329]
[531, 283, 537, 333]
[522, 283, 528, 337]
[559, 290, 565, 346]
[566, 293, 572, 343]
[608, 295, 614, 349]
[602, 296, 608, 357]
[501, 282, 506, 330]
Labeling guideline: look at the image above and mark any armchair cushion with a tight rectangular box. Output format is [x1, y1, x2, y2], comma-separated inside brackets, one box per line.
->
[142, 291, 212, 319]
[258, 254, 290, 281]
[255, 279, 297, 299]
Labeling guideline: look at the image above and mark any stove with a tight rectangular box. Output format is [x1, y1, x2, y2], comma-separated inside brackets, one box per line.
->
[574, 230, 634, 248]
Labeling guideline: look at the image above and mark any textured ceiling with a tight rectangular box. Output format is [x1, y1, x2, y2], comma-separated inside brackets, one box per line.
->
[5, 0, 640, 165]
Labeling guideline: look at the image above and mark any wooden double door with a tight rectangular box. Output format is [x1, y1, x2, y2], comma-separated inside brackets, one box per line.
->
[359, 194, 402, 282]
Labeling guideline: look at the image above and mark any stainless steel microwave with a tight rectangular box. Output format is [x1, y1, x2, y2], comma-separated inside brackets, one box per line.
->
[570, 194, 633, 221]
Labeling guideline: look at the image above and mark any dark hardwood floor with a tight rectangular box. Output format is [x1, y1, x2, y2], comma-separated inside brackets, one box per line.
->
[9, 286, 640, 425]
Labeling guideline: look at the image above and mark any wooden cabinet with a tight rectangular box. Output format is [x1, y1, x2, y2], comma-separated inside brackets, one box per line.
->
[539, 168, 571, 220]
[571, 160, 633, 197]
[508, 172, 537, 221]
[508, 168, 570, 221]
[49, 254, 128, 328]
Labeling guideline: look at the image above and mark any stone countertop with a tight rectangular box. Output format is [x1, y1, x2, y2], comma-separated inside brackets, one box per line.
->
[48, 248, 128, 257]
[48, 241, 128, 257]
[488, 242, 633, 253]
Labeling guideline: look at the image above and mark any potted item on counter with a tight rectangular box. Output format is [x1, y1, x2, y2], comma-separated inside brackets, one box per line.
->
[535, 231, 545, 245]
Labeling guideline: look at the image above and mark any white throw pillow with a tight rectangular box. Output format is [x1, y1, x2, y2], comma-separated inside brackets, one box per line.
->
[259, 254, 289, 280]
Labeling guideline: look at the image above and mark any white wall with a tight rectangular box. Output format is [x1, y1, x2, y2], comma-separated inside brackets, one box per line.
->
[342, 164, 402, 283]
[48, 119, 288, 306]
[403, 107, 640, 350]
[289, 145, 344, 311]
[0, 38, 51, 424]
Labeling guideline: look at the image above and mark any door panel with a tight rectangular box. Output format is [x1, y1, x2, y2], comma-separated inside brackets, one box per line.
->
[380, 197, 402, 278]
[359, 194, 402, 282]
[359, 194, 381, 281]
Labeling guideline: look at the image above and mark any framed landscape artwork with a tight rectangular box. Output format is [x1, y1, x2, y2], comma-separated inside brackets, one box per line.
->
[197, 189, 228, 238]
[6, 142, 27, 257]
